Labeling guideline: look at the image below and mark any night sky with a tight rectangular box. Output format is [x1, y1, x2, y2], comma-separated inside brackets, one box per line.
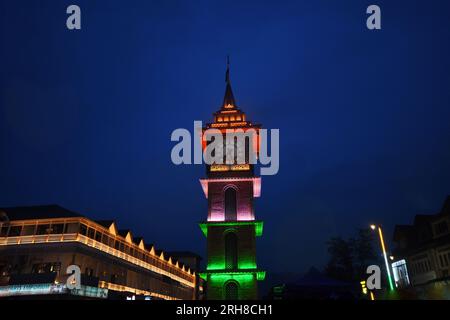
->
[1, 0, 450, 278]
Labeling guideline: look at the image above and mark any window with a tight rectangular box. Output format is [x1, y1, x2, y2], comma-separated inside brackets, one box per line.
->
[79, 224, 88, 236]
[110, 274, 118, 284]
[0, 225, 8, 237]
[443, 254, 449, 267]
[225, 281, 238, 300]
[102, 235, 110, 245]
[225, 232, 238, 270]
[50, 224, 64, 234]
[0, 264, 11, 276]
[95, 231, 102, 242]
[85, 267, 94, 277]
[36, 224, 51, 235]
[65, 223, 79, 234]
[225, 188, 237, 221]
[435, 221, 449, 236]
[9, 226, 22, 236]
[32, 262, 61, 274]
[245, 136, 250, 163]
[87, 228, 95, 239]
[21, 225, 36, 236]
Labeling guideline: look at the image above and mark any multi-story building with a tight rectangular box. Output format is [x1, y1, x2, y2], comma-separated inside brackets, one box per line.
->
[392, 196, 450, 289]
[0, 205, 198, 299]
[198, 61, 265, 300]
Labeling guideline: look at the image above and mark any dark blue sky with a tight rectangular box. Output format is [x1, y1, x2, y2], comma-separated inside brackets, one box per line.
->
[1, 0, 450, 274]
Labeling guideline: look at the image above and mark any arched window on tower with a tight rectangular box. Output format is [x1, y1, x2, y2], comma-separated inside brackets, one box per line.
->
[225, 232, 238, 270]
[224, 280, 239, 300]
[245, 136, 250, 163]
[224, 187, 237, 221]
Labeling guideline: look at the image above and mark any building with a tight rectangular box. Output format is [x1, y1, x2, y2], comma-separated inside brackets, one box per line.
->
[198, 60, 265, 300]
[0, 205, 198, 299]
[392, 196, 450, 295]
[167, 251, 205, 300]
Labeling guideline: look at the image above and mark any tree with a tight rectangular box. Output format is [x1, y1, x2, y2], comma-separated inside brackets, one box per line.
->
[324, 237, 354, 282]
[350, 229, 377, 280]
[325, 229, 377, 282]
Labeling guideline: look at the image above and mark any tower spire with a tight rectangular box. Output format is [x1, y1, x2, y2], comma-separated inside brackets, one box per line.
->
[222, 55, 236, 108]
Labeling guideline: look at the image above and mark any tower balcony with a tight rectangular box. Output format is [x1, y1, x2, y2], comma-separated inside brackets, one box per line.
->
[199, 269, 266, 282]
[199, 220, 263, 237]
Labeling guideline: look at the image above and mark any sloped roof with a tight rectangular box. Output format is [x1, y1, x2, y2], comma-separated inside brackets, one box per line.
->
[0, 205, 83, 221]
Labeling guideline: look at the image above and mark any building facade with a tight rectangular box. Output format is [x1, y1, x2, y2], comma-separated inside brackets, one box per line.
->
[0, 205, 198, 299]
[392, 196, 450, 292]
[199, 62, 265, 300]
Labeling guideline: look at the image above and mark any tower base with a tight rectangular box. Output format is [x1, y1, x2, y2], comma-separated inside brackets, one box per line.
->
[199, 270, 265, 300]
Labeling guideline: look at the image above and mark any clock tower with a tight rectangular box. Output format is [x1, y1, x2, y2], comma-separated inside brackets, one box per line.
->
[199, 60, 265, 300]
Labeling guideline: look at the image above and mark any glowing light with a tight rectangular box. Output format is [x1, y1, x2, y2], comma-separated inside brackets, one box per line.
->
[370, 224, 376, 230]
[0, 227, 195, 288]
[360, 280, 367, 294]
[199, 177, 261, 199]
[231, 164, 250, 171]
[256, 271, 266, 281]
[206, 259, 257, 272]
[199, 270, 265, 284]
[219, 110, 237, 114]
[370, 291, 375, 300]
[210, 122, 249, 128]
[238, 261, 257, 270]
[210, 273, 254, 282]
[99, 281, 179, 300]
[372, 225, 394, 291]
[210, 123, 229, 128]
[0, 283, 108, 299]
[209, 164, 253, 172]
[229, 121, 248, 127]
[210, 165, 229, 172]
[199, 221, 263, 237]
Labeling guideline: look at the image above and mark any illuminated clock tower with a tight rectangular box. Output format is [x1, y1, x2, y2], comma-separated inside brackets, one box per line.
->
[199, 60, 265, 300]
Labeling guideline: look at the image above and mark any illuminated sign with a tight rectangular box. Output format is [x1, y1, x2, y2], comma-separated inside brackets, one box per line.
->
[0, 283, 108, 298]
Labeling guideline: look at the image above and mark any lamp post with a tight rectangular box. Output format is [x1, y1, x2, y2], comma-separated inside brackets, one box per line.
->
[370, 224, 394, 291]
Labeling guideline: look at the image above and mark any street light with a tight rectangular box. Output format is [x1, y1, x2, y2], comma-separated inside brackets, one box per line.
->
[370, 224, 394, 291]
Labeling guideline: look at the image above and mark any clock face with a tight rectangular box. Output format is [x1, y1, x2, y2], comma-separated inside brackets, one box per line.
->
[236, 141, 246, 164]
[225, 139, 236, 164]
[224, 139, 246, 164]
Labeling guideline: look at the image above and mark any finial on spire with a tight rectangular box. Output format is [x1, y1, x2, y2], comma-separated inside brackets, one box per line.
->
[225, 55, 230, 83]
[222, 55, 236, 108]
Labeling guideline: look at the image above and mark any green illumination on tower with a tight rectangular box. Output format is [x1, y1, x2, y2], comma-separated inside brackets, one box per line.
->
[199, 62, 265, 300]
[199, 221, 264, 237]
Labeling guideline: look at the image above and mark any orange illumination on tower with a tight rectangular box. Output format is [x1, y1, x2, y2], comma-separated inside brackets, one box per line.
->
[199, 58, 265, 300]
